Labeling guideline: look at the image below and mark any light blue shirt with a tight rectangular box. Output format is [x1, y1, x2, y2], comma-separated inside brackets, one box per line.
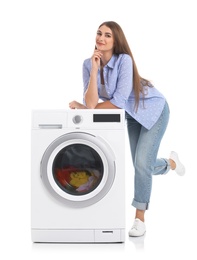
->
[83, 54, 166, 130]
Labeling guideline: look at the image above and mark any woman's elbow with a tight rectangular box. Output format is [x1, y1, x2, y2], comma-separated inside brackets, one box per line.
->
[85, 104, 96, 109]
[84, 99, 98, 109]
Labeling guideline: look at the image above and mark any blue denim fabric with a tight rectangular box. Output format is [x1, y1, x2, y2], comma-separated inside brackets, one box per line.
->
[126, 101, 170, 210]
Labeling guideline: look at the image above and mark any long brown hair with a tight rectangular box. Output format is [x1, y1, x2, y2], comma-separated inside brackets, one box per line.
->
[99, 21, 150, 110]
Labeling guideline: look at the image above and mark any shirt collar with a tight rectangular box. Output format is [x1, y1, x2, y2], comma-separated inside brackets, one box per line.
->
[106, 54, 117, 69]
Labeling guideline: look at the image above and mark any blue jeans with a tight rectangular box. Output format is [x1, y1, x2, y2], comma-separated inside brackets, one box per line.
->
[126, 102, 170, 210]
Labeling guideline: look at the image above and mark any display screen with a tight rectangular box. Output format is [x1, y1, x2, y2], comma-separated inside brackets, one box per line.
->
[93, 114, 121, 122]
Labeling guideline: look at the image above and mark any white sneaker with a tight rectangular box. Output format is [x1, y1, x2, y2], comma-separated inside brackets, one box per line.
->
[170, 151, 185, 176]
[128, 218, 146, 237]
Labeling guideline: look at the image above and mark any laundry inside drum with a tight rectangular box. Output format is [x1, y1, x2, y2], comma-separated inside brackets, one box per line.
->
[52, 144, 104, 195]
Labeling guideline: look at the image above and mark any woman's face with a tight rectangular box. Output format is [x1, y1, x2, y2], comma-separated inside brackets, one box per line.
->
[95, 25, 114, 53]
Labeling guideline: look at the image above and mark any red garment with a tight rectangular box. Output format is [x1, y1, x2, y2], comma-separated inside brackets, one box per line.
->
[55, 167, 77, 187]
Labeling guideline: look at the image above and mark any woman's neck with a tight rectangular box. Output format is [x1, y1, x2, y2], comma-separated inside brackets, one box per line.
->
[100, 52, 113, 66]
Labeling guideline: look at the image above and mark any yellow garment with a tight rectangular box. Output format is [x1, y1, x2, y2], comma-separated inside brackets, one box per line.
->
[69, 171, 89, 188]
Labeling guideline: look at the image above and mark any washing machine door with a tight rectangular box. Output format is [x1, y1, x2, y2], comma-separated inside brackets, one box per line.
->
[40, 132, 115, 207]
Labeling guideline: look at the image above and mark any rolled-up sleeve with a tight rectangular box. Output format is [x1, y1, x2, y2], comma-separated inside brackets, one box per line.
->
[110, 54, 133, 109]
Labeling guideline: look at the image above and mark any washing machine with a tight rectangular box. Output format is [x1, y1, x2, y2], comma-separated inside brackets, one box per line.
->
[31, 109, 125, 243]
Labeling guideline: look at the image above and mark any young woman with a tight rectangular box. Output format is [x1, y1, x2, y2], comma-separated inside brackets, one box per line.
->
[69, 21, 185, 237]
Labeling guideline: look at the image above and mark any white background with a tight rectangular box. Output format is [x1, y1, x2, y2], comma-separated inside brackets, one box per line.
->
[0, 0, 196, 259]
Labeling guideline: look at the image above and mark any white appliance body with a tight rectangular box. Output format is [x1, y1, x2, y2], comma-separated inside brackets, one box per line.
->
[31, 109, 125, 243]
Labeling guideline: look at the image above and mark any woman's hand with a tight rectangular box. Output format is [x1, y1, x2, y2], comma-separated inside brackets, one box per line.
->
[91, 49, 103, 70]
[69, 101, 87, 109]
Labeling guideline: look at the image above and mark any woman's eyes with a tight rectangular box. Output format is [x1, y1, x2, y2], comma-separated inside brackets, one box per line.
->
[97, 32, 111, 38]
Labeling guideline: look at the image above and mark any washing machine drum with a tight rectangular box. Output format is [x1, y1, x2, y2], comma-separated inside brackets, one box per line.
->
[40, 132, 116, 207]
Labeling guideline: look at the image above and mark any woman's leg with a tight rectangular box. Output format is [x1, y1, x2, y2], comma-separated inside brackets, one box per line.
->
[127, 102, 170, 235]
[132, 102, 170, 211]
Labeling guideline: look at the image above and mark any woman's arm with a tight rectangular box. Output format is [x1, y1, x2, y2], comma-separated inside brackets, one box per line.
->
[84, 50, 103, 108]
[69, 101, 87, 109]
[69, 100, 118, 109]
[95, 101, 119, 109]
[84, 68, 99, 108]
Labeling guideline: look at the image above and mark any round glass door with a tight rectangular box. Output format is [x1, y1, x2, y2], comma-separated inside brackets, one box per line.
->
[53, 143, 104, 196]
[40, 132, 115, 207]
